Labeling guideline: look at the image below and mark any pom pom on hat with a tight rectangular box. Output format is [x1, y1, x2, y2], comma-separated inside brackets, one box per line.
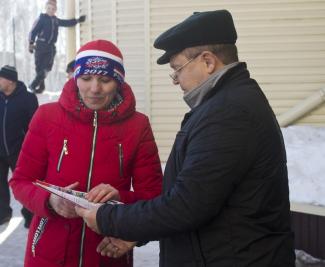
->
[74, 40, 125, 85]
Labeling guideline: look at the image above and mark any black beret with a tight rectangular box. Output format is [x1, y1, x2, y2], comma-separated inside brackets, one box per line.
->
[154, 10, 237, 65]
[0, 65, 18, 82]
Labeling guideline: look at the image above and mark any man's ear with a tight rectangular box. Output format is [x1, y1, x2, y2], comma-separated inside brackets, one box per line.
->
[202, 52, 224, 74]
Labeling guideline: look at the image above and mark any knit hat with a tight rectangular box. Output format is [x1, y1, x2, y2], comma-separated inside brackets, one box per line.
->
[0, 65, 18, 82]
[74, 40, 125, 85]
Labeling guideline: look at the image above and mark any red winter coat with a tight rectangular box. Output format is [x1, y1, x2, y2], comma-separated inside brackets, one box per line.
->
[10, 79, 162, 267]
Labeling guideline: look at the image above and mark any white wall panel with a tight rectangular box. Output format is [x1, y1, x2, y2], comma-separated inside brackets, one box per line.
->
[150, 0, 325, 161]
[78, 0, 325, 162]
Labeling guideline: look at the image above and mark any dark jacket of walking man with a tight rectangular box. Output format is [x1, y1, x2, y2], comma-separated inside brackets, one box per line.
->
[76, 10, 296, 267]
[0, 65, 38, 227]
[28, 0, 86, 93]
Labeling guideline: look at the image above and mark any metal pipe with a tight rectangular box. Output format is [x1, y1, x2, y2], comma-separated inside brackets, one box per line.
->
[65, 0, 76, 63]
[278, 88, 325, 127]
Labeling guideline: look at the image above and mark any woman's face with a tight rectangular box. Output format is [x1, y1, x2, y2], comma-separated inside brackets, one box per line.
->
[77, 75, 119, 110]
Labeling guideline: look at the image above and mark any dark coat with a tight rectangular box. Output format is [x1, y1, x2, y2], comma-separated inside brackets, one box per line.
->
[97, 63, 295, 267]
[0, 81, 38, 156]
[29, 13, 78, 45]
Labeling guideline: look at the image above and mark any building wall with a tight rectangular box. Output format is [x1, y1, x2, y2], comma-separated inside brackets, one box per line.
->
[77, 0, 325, 162]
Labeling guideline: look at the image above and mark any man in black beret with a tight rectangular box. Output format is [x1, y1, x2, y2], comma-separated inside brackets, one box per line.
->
[0, 65, 38, 228]
[76, 10, 295, 267]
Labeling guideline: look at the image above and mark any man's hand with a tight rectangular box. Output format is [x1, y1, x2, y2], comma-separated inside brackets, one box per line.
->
[28, 44, 35, 54]
[78, 15, 86, 23]
[75, 205, 100, 233]
[85, 183, 120, 203]
[97, 237, 136, 258]
[48, 182, 79, 218]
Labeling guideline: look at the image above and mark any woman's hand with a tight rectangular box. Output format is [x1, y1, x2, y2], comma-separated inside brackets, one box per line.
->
[85, 183, 120, 203]
[97, 236, 136, 258]
[48, 182, 79, 218]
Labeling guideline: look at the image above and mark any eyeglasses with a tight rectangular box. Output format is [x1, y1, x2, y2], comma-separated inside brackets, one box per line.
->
[169, 53, 201, 81]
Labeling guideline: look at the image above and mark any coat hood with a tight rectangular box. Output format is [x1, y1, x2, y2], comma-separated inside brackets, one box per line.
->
[59, 79, 136, 125]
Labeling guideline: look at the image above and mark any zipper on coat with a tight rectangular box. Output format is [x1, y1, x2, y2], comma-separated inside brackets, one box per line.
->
[31, 218, 48, 257]
[49, 17, 55, 44]
[56, 139, 68, 172]
[79, 111, 98, 267]
[2, 99, 10, 156]
[118, 143, 124, 177]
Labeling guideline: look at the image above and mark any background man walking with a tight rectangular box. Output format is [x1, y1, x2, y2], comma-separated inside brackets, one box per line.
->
[0, 65, 38, 228]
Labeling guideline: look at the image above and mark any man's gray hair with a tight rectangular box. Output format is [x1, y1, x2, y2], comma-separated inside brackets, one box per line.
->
[183, 44, 239, 65]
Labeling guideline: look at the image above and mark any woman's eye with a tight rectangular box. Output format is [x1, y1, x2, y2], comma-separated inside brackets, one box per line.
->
[100, 78, 111, 83]
[81, 75, 91, 81]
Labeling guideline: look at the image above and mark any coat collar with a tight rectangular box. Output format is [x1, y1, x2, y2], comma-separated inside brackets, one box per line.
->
[59, 79, 136, 125]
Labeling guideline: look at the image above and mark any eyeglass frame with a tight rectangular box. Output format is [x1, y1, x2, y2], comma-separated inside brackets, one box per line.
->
[169, 53, 202, 81]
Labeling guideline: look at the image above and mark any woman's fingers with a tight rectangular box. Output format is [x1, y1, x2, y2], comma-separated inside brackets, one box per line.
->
[86, 183, 120, 202]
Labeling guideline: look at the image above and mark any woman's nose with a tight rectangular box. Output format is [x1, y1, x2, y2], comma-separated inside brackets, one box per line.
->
[90, 80, 101, 92]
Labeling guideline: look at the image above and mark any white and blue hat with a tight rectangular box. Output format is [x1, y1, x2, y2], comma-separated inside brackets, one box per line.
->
[74, 39, 125, 85]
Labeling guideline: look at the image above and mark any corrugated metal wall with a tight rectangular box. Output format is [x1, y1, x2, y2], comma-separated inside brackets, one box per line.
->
[78, 0, 325, 162]
[292, 211, 325, 259]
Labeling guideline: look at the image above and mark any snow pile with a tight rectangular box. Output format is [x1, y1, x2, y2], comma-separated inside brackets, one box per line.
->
[282, 126, 325, 206]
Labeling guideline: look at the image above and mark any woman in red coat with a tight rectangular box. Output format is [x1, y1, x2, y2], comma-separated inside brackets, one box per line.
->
[10, 39, 162, 267]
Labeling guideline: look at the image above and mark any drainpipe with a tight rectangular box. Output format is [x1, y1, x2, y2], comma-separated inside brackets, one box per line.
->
[65, 0, 76, 63]
[278, 88, 325, 127]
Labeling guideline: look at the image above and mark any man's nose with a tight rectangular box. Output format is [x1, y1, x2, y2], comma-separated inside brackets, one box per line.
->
[172, 78, 179, 85]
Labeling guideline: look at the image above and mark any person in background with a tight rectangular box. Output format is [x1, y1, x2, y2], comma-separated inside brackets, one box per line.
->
[28, 0, 86, 94]
[0, 65, 38, 228]
[76, 10, 296, 267]
[66, 59, 75, 79]
[10, 40, 162, 267]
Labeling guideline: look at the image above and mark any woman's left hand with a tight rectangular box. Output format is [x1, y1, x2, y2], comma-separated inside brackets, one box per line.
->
[85, 183, 120, 203]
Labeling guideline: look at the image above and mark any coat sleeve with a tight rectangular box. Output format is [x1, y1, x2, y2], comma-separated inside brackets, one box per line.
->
[29, 15, 43, 44]
[118, 117, 162, 204]
[23, 93, 39, 134]
[97, 104, 255, 241]
[57, 17, 78, 27]
[9, 106, 55, 218]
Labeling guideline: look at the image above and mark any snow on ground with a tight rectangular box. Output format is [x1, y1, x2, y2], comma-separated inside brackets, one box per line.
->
[282, 125, 325, 206]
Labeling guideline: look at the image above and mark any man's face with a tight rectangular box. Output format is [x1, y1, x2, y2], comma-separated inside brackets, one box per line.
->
[169, 52, 208, 94]
[0, 77, 11, 92]
[46, 3, 57, 16]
